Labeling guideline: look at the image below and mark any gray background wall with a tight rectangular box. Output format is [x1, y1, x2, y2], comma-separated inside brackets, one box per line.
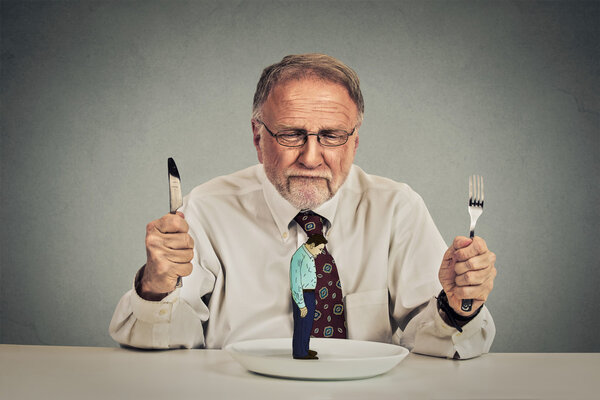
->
[1, 1, 598, 352]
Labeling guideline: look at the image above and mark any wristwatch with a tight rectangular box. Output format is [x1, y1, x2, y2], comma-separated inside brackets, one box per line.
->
[436, 290, 482, 333]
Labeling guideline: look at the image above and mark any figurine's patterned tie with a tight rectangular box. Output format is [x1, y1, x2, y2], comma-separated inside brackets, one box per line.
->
[293, 211, 347, 338]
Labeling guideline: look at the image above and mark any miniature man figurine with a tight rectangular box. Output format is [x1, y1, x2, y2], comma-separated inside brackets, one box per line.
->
[290, 234, 327, 360]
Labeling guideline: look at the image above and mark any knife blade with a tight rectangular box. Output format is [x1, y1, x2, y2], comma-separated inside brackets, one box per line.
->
[168, 157, 183, 214]
[168, 157, 184, 288]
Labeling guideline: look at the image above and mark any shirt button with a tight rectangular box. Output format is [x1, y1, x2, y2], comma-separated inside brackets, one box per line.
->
[282, 232, 288, 239]
[159, 309, 168, 316]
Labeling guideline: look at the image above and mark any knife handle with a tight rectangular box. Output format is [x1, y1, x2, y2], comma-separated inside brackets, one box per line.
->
[171, 207, 183, 289]
[171, 208, 183, 289]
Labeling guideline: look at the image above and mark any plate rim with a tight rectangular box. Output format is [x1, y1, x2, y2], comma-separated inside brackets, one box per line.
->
[226, 337, 408, 358]
[225, 337, 409, 380]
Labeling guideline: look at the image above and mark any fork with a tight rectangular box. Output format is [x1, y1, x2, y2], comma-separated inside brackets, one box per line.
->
[461, 175, 484, 312]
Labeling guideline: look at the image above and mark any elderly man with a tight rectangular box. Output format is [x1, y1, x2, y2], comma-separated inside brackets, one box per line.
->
[110, 54, 497, 359]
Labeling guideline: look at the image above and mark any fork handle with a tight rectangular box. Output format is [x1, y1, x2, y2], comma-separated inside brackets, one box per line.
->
[461, 231, 476, 312]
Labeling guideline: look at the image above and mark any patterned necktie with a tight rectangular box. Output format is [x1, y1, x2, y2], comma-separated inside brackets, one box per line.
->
[293, 211, 347, 338]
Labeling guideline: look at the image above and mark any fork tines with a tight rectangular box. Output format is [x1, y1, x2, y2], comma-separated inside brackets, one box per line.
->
[469, 175, 484, 207]
[468, 175, 484, 240]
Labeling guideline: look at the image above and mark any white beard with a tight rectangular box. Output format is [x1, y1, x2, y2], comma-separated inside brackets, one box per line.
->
[284, 176, 332, 210]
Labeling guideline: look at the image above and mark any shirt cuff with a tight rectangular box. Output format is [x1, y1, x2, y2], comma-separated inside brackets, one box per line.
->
[131, 267, 181, 324]
[434, 299, 490, 359]
[448, 307, 490, 359]
[411, 298, 492, 359]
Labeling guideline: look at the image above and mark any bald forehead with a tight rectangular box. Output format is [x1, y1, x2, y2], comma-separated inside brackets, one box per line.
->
[263, 78, 359, 127]
[270, 76, 353, 102]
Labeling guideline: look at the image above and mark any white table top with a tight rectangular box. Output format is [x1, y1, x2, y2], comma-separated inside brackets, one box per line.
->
[1, 344, 597, 399]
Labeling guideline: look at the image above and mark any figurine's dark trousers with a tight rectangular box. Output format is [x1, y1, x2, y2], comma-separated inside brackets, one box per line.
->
[292, 290, 315, 358]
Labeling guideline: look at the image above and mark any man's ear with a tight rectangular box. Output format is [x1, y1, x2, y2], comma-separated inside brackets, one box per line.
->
[353, 128, 360, 156]
[251, 119, 263, 163]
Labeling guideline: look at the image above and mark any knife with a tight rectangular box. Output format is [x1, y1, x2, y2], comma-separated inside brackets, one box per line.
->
[168, 157, 184, 288]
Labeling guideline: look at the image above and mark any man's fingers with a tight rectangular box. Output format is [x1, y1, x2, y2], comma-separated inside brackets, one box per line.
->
[165, 248, 194, 264]
[172, 261, 193, 278]
[452, 236, 473, 251]
[454, 236, 489, 261]
[451, 275, 495, 302]
[147, 255, 193, 277]
[455, 264, 497, 286]
[161, 233, 194, 250]
[150, 213, 189, 234]
[141, 260, 192, 295]
[145, 232, 194, 254]
[454, 251, 496, 275]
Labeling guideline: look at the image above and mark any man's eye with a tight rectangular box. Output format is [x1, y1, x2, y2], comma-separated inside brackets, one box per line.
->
[320, 131, 344, 139]
[280, 132, 305, 139]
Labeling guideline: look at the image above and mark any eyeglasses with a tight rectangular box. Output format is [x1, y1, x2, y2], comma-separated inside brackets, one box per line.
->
[256, 120, 356, 147]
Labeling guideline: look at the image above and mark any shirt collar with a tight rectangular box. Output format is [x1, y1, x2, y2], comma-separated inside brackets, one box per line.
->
[301, 244, 314, 260]
[258, 164, 342, 237]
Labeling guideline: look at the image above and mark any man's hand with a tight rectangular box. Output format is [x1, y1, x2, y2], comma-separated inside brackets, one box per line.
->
[300, 307, 308, 318]
[438, 236, 497, 317]
[140, 211, 194, 300]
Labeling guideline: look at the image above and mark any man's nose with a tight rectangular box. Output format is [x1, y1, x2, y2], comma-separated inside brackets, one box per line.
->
[297, 135, 323, 169]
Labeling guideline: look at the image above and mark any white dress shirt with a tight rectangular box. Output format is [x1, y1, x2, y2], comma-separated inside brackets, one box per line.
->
[109, 164, 495, 359]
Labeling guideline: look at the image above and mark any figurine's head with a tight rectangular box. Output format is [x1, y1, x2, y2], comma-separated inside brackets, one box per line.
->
[305, 234, 327, 257]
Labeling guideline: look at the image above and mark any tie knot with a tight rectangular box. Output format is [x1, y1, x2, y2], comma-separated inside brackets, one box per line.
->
[293, 211, 325, 235]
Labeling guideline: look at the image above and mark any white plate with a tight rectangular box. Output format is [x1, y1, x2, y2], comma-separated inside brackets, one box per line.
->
[225, 338, 409, 380]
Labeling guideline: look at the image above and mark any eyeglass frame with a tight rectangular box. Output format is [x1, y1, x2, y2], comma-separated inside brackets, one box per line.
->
[255, 119, 356, 148]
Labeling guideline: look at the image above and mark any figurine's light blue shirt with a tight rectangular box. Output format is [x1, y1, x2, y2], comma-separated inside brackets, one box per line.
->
[290, 245, 317, 309]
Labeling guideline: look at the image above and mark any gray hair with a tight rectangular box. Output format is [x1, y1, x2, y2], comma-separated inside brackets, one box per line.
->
[252, 53, 364, 124]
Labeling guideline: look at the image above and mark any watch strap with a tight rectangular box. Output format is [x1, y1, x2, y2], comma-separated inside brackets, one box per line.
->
[436, 290, 482, 333]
